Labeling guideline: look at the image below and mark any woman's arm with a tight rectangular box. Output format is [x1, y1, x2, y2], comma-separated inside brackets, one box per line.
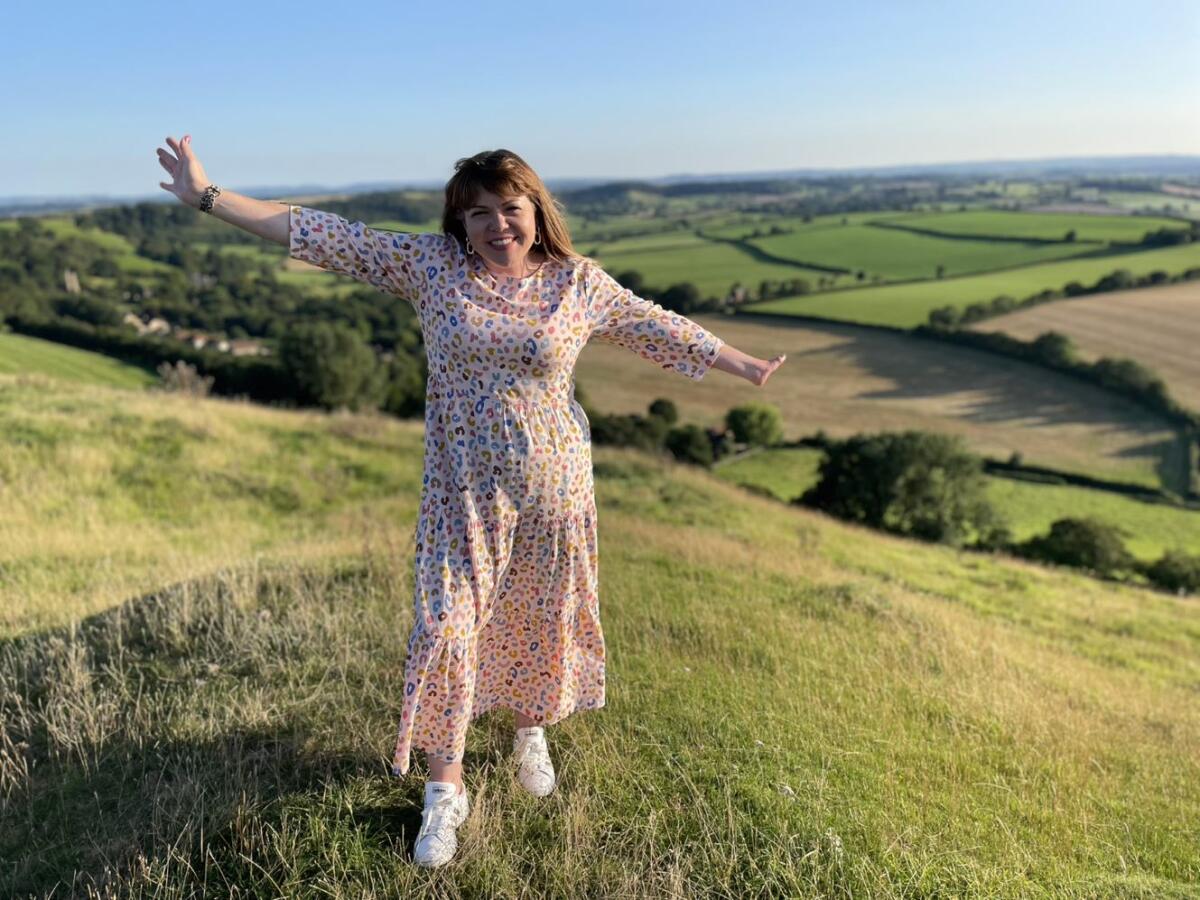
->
[710, 345, 787, 387]
[156, 134, 288, 245]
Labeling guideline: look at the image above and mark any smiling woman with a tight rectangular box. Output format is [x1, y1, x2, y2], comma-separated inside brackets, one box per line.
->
[155, 135, 786, 868]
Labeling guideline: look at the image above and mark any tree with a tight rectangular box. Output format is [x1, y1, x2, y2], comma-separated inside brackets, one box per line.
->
[615, 270, 645, 294]
[798, 430, 1005, 547]
[648, 398, 678, 424]
[665, 424, 713, 466]
[1030, 331, 1076, 367]
[278, 321, 383, 411]
[935, 264, 946, 279]
[726, 403, 783, 447]
[1015, 517, 1135, 578]
[1064, 229, 1077, 242]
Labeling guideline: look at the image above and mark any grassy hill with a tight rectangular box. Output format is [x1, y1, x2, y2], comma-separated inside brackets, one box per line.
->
[715, 446, 1200, 562]
[577, 314, 1190, 493]
[1, 376, 1197, 896]
[0, 332, 157, 389]
[970, 281, 1200, 414]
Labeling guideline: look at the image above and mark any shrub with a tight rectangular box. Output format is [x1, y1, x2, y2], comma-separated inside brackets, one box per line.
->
[648, 398, 679, 425]
[278, 322, 383, 411]
[156, 360, 214, 397]
[1014, 517, 1136, 577]
[726, 403, 783, 447]
[798, 430, 1005, 547]
[665, 424, 713, 466]
[1142, 550, 1200, 595]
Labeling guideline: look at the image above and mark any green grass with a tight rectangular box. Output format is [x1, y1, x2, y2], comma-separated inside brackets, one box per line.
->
[748, 224, 1090, 280]
[750, 242, 1200, 327]
[595, 237, 840, 298]
[0, 332, 157, 389]
[713, 446, 1200, 562]
[0, 380, 1197, 895]
[892, 209, 1189, 243]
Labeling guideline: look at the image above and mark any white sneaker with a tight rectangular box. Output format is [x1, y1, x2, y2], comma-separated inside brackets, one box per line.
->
[412, 780, 469, 868]
[513, 726, 556, 797]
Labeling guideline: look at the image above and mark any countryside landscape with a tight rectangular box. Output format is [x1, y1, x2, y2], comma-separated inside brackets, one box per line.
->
[2, 157, 1198, 896]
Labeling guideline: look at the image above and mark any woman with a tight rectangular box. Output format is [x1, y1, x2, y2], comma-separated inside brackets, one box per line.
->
[156, 135, 787, 867]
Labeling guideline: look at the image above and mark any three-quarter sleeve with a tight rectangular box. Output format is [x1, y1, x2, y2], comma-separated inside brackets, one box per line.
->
[287, 205, 449, 306]
[582, 260, 725, 381]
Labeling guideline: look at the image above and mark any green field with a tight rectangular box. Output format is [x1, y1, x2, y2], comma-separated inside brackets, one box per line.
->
[0, 332, 156, 389]
[1, 379, 1197, 896]
[594, 237, 840, 298]
[749, 242, 1200, 326]
[714, 446, 1200, 562]
[889, 209, 1189, 243]
[748, 223, 1090, 280]
[1100, 191, 1200, 219]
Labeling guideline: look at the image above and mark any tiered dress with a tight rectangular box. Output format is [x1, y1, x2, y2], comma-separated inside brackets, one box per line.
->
[287, 206, 726, 776]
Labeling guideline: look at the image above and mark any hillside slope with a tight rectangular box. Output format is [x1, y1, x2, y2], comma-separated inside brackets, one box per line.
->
[1, 376, 1197, 897]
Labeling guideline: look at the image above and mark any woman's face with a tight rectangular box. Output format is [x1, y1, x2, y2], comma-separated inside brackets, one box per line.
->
[459, 189, 540, 270]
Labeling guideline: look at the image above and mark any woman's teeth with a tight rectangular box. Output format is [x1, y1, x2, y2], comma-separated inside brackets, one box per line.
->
[489, 237, 516, 247]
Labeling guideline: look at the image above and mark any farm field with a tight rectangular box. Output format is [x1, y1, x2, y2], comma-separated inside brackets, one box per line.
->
[748, 242, 1200, 327]
[884, 209, 1188, 242]
[969, 281, 1200, 412]
[0, 333, 156, 389]
[714, 446, 1200, 561]
[747, 223, 1089, 280]
[1101, 190, 1200, 219]
[593, 237, 840, 298]
[576, 315, 1189, 492]
[2, 377, 1197, 896]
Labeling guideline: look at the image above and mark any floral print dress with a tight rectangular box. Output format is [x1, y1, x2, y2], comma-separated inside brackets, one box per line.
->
[288, 205, 726, 776]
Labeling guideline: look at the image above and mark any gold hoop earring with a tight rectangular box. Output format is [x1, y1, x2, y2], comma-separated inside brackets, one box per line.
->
[465, 238, 475, 255]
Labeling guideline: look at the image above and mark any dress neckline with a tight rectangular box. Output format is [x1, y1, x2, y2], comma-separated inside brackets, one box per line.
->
[469, 249, 550, 287]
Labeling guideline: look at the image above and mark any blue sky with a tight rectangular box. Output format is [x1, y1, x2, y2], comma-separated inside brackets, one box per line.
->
[4, 0, 1197, 200]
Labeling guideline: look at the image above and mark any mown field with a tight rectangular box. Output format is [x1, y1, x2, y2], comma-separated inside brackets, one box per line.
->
[749, 242, 1200, 327]
[883, 209, 1188, 242]
[1, 376, 1197, 897]
[971, 281, 1200, 412]
[715, 446, 1200, 562]
[0, 332, 156, 389]
[747, 223, 1089, 280]
[576, 314, 1190, 493]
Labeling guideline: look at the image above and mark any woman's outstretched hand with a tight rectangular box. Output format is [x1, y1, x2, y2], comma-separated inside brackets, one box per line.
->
[751, 353, 787, 387]
[711, 345, 788, 385]
[156, 134, 210, 209]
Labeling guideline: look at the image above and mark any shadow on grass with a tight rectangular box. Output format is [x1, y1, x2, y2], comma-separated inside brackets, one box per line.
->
[0, 564, 479, 896]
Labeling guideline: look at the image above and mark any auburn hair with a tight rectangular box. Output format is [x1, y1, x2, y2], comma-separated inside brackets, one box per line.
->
[441, 149, 578, 262]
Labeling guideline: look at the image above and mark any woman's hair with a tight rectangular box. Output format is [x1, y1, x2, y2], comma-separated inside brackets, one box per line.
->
[442, 149, 578, 261]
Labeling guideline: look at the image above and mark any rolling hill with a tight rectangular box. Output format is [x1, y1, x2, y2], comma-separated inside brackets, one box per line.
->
[1, 375, 1197, 896]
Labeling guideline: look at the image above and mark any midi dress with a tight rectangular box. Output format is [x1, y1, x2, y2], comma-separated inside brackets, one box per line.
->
[287, 205, 726, 777]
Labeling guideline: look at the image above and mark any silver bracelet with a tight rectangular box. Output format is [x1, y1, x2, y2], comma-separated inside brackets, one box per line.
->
[199, 184, 222, 213]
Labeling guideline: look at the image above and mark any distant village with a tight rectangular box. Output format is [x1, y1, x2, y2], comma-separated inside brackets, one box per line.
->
[60, 267, 271, 357]
[121, 312, 271, 357]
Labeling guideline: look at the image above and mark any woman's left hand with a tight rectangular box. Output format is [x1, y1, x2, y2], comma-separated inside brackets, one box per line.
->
[751, 353, 787, 387]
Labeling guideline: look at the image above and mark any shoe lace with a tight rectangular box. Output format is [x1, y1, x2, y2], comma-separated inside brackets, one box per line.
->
[418, 795, 460, 845]
[514, 732, 552, 774]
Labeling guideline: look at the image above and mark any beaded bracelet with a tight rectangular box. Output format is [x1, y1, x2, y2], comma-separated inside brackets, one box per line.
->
[199, 184, 222, 213]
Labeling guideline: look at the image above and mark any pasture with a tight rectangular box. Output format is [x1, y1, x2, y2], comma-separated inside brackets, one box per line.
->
[576, 314, 1190, 493]
[747, 223, 1089, 280]
[970, 281, 1200, 412]
[1, 378, 1197, 896]
[0, 332, 156, 389]
[749, 242, 1200, 326]
[593, 237, 839, 299]
[715, 446, 1200, 561]
[885, 209, 1189, 243]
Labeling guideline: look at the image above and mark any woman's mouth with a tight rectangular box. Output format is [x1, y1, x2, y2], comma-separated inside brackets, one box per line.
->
[488, 236, 517, 248]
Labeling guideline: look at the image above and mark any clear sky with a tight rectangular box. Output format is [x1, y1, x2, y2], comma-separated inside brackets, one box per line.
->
[4, 0, 1198, 200]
